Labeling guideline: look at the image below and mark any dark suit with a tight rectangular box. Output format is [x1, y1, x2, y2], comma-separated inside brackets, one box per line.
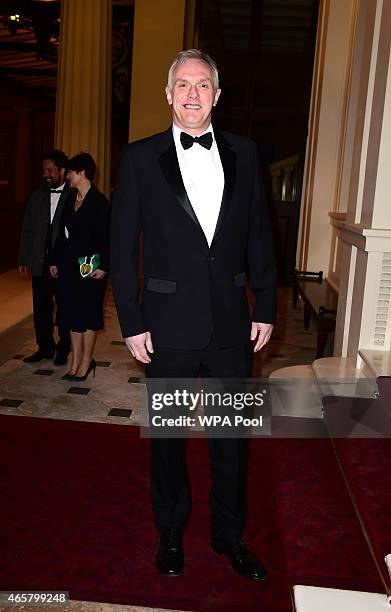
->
[111, 127, 277, 539]
[18, 183, 71, 355]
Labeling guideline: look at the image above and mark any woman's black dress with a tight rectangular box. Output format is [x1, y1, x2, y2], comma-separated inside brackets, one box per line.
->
[52, 185, 110, 333]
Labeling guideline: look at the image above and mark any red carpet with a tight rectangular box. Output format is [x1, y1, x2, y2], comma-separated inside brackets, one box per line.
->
[271, 436, 384, 592]
[0, 415, 291, 612]
[0, 415, 386, 610]
[323, 388, 391, 587]
[335, 439, 391, 587]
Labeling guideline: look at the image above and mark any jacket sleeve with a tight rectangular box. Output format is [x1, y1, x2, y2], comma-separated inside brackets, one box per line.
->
[110, 146, 146, 338]
[17, 194, 35, 267]
[247, 142, 277, 324]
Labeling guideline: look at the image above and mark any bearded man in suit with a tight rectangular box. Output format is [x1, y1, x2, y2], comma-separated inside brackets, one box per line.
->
[111, 49, 277, 580]
[18, 149, 71, 365]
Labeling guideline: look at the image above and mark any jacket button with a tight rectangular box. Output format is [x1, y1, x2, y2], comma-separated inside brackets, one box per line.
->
[209, 256, 215, 262]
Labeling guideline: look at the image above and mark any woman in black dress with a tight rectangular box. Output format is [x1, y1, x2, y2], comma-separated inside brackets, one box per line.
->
[50, 152, 110, 381]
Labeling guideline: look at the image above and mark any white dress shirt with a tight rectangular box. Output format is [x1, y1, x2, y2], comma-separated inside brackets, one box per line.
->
[173, 123, 224, 247]
[50, 181, 66, 223]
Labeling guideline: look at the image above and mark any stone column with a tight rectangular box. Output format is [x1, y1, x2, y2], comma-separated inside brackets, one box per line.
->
[297, 0, 358, 273]
[54, 0, 112, 196]
[129, 0, 186, 142]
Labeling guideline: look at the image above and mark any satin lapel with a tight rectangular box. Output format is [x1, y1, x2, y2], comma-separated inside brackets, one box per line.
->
[49, 188, 69, 248]
[158, 129, 201, 229]
[212, 129, 236, 242]
[51, 185, 69, 223]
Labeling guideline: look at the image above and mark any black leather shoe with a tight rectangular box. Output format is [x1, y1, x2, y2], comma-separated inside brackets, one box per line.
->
[54, 353, 68, 366]
[23, 350, 54, 363]
[211, 537, 267, 581]
[156, 528, 184, 576]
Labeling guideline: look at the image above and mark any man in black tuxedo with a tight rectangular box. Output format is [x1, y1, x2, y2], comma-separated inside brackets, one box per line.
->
[18, 149, 71, 365]
[111, 49, 276, 580]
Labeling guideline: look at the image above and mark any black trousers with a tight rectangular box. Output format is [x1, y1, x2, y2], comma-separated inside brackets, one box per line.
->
[145, 338, 253, 541]
[31, 274, 70, 356]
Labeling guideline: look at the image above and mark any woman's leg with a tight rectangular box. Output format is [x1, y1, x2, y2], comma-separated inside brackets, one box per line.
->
[69, 331, 83, 375]
[76, 329, 97, 376]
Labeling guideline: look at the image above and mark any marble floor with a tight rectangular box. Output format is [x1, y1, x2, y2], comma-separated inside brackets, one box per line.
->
[0, 268, 33, 335]
[0, 270, 325, 611]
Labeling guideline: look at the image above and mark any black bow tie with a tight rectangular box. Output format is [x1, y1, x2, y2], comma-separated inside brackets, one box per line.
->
[180, 131, 213, 150]
[50, 189, 62, 193]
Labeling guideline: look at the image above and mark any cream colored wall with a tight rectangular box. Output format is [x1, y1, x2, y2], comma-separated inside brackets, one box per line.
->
[347, 0, 382, 226]
[370, 63, 391, 230]
[129, 0, 186, 142]
[297, 0, 357, 273]
[334, 0, 391, 357]
[371, 60, 391, 230]
[300, 0, 391, 359]
[360, 7, 391, 230]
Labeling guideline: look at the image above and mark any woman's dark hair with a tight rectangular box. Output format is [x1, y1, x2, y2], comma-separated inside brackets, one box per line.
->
[68, 152, 96, 181]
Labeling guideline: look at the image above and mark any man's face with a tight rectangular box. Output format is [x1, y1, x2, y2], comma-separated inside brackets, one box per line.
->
[42, 159, 65, 188]
[166, 59, 221, 136]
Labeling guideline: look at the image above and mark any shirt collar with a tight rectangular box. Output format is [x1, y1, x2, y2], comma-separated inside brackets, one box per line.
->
[49, 182, 66, 193]
[172, 123, 214, 147]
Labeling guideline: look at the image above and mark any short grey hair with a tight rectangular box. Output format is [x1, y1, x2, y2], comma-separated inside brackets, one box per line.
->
[167, 49, 219, 91]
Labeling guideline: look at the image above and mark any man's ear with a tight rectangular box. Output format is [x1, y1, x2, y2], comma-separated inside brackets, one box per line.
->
[165, 86, 172, 105]
[213, 88, 221, 107]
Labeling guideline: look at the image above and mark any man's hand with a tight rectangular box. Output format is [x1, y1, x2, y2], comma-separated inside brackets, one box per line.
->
[125, 331, 154, 364]
[251, 322, 274, 352]
[18, 266, 29, 278]
[49, 265, 58, 278]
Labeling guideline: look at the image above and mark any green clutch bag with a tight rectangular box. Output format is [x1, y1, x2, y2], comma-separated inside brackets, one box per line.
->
[78, 253, 101, 278]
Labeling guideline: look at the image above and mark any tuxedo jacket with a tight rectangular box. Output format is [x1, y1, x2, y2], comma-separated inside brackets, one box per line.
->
[18, 183, 71, 276]
[110, 127, 277, 350]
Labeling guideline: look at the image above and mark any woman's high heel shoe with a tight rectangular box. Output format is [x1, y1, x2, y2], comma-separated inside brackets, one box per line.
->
[62, 372, 76, 380]
[74, 358, 96, 382]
